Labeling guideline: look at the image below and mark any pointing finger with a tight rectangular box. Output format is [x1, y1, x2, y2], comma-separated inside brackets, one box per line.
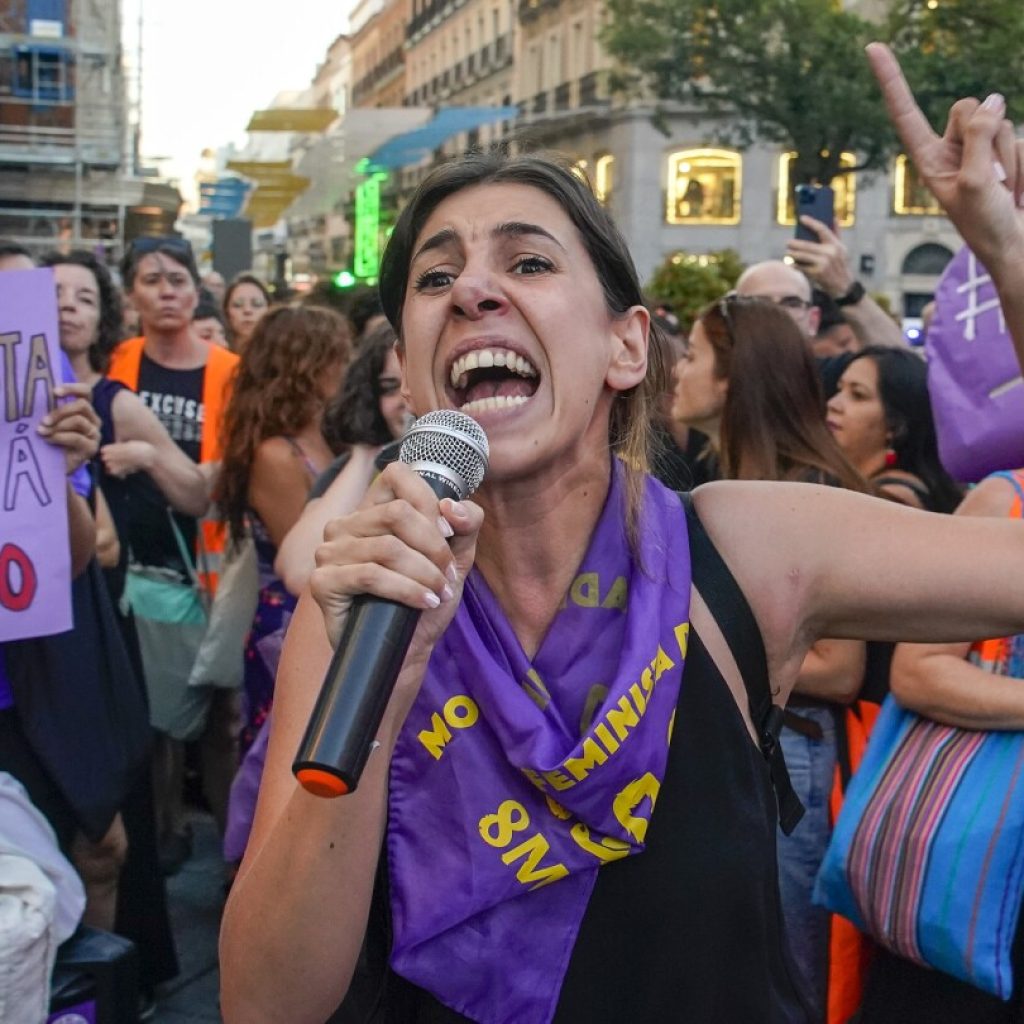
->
[865, 42, 938, 163]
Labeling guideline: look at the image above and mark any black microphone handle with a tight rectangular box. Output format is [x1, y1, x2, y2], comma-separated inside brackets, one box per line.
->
[292, 470, 462, 797]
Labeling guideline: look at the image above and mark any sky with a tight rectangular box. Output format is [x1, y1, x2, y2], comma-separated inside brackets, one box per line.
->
[121, 0, 353, 201]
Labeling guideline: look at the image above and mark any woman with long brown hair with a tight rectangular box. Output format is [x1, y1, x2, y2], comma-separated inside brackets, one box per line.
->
[672, 292, 868, 1019]
[674, 293, 866, 490]
[218, 305, 350, 756]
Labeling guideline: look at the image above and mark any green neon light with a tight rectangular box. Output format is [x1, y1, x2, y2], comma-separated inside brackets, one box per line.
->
[354, 170, 388, 280]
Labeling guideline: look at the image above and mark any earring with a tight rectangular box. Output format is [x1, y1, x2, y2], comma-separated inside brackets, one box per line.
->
[884, 447, 898, 468]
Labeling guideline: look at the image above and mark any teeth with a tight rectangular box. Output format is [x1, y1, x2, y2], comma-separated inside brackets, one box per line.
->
[461, 394, 531, 413]
[449, 347, 538, 388]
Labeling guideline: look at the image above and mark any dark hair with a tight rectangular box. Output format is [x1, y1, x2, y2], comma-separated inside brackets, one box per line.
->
[301, 279, 349, 317]
[120, 236, 200, 289]
[193, 288, 225, 325]
[848, 346, 962, 513]
[322, 321, 400, 450]
[699, 295, 867, 491]
[219, 306, 351, 541]
[378, 150, 665, 540]
[0, 240, 32, 262]
[38, 249, 124, 372]
[346, 285, 384, 340]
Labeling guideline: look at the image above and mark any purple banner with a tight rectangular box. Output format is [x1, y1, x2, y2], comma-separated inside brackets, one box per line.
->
[926, 245, 1024, 482]
[0, 268, 72, 641]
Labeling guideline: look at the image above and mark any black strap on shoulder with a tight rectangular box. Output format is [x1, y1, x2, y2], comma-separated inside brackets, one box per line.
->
[679, 493, 805, 835]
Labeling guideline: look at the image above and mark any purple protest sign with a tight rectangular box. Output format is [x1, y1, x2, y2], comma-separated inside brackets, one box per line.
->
[0, 268, 72, 641]
[926, 245, 1024, 482]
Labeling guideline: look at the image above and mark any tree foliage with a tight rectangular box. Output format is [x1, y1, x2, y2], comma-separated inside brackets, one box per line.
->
[884, 0, 1024, 132]
[602, 0, 1024, 187]
[646, 249, 744, 328]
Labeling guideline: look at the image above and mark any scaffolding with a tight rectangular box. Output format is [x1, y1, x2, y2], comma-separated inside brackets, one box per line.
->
[0, 0, 173, 263]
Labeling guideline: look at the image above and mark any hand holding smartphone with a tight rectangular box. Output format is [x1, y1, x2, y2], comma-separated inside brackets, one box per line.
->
[794, 185, 835, 241]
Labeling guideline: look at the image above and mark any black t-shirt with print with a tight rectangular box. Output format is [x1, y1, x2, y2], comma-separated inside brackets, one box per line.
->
[126, 354, 205, 573]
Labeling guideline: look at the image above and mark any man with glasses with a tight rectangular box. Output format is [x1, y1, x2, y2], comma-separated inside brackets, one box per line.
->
[107, 237, 240, 877]
[738, 224, 904, 348]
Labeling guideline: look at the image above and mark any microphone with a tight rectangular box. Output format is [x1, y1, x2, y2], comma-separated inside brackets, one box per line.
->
[293, 410, 489, 798]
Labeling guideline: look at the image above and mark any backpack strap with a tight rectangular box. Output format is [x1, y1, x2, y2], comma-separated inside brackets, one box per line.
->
[679, 492, 805, 835]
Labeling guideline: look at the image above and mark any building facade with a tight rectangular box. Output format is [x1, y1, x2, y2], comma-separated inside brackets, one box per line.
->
[237, 0, 964, 315]
[0, 0, 180, 260]
[508, 0, 959, 315]
[351, 0, 410, 110]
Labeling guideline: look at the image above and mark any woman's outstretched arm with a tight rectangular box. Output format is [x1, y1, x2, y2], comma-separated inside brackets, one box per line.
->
[694, 481, 1024, 705]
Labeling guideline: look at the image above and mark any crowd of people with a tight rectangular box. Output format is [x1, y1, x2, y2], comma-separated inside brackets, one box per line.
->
[4, 40, 1024, 1024]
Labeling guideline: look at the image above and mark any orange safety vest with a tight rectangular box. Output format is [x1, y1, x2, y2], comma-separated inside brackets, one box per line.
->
[107, 336, 238, 594]
[826, 699, 882, 1024]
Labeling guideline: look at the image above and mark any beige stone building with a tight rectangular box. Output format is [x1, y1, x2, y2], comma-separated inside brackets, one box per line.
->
[351, 0, 410, 110]
[404, 0, 516, 145]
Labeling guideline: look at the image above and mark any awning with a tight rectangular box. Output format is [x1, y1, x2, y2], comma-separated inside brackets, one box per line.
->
[366, 106, 520, 171]
[245, 108, 338, 133]
[284, 108, 433, 221]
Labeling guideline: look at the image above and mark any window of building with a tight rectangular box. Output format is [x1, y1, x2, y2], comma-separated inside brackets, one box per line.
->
[894, 155, 943, 216]
[901, 242, 953, 276]
[595, 154, 615, 204]
[13, 45, 72, 102]
[665, 148, 741, 225]
[777, 152, 856, 226]
[548, 32, 561, 85]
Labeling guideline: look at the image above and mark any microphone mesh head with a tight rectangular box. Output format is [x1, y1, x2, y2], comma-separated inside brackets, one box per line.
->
[399, 410, 489, 498]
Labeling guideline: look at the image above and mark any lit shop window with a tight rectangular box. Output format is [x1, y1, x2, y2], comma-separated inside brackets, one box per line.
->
[666, 149, 741, 225]
[595, 154, 615, 204]
[777, 151, 857, 226]
[571, 158, 589, 183]
[894, 155, 943, 216]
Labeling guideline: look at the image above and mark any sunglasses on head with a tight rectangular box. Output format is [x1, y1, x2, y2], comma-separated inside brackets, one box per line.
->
[128, 236, 194, 260]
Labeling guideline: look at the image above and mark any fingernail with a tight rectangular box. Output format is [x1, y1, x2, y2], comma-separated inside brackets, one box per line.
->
[441, 584, 455, 603]
[994, 160, 1008, 182]
[982, 93, 1005, 112]
[436, 515, 454, 539]
[423, 591, 441, 609]
[446, 562, 458, 584]
[41, 416, 52, 427]
[448, 500, 468, 519]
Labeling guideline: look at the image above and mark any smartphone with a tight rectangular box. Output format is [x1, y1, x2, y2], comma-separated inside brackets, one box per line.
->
[794, 184, 835, 240]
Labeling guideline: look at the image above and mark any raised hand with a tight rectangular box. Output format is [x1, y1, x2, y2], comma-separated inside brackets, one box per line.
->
[866, 42, 1024, 274]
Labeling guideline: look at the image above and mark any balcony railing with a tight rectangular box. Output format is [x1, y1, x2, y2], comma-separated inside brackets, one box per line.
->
[0, 124, 121, 167]
[554, 82, 571, 111]
[579, 71, 609, 107]
[532, 91, 548, 114]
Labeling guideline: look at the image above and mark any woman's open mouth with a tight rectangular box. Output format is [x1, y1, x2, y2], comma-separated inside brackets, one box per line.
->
[447, 346, 539, 414]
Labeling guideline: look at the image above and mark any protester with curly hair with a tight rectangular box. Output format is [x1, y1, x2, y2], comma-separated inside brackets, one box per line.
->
[218, 305, 350, 754]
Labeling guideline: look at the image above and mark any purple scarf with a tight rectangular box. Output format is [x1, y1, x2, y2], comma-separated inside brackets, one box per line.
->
[387, 465, 691, 1023]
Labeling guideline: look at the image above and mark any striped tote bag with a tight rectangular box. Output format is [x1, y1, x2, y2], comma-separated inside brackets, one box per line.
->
[814, 682, 1024, 1000]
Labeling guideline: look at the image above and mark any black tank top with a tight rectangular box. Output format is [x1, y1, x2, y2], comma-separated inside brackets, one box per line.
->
[330, 498, 809, 1024]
